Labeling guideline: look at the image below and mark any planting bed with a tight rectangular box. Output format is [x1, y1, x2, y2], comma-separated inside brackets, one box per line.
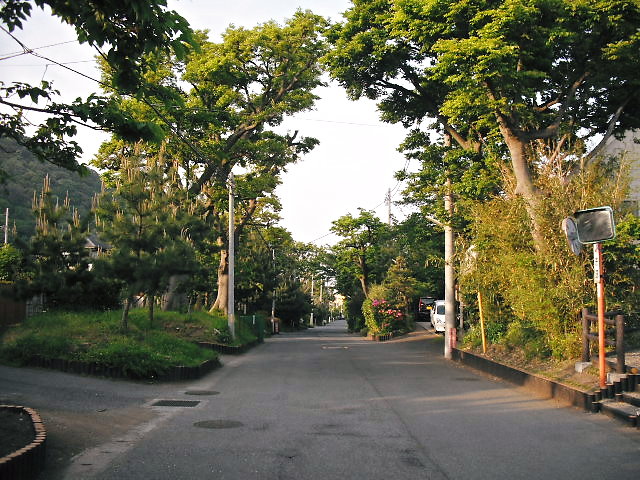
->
[0, 406, 46, 479]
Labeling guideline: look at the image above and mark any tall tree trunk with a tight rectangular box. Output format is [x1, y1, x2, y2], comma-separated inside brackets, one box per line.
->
[162, 274, 189, 311]
[500, 125, 545, 250]
[357, 253, 369, 298]
[121, 296, 132, 332]
[211, 247, 229, 314]
[149, 293, 155, 328]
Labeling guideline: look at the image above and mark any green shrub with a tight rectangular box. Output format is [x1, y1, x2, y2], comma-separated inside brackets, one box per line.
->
[362, 298, 405, 335]
[459, 162, 629, 359]
[0, 308, 218, 377]
[0, 333, 76, 364]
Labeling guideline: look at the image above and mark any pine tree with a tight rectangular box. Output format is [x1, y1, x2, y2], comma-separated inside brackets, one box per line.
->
[95, 148, 199, 329]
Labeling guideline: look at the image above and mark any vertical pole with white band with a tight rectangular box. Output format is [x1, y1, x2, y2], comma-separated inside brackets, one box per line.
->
[443, 133, 457, 359]
[594, 243, 607, 388]
[227, 172, 236, 340]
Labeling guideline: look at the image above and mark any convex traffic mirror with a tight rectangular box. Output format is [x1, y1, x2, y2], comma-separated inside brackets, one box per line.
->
[573, 206, 616, 244]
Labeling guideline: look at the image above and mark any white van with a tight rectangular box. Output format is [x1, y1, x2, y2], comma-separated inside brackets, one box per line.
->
[430, 300, 446, 333]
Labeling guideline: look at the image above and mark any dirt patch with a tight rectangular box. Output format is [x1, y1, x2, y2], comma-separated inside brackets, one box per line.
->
[0, 408, 35, 458]
[163, 321, 218, 342]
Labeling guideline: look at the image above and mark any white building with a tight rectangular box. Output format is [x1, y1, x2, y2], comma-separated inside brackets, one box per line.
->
[601, 131, 640, 216]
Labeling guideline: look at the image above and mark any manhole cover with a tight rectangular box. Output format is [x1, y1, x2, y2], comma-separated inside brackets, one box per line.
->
[194, 420, 244, 429]
[184, 390, 220, 396]
[152, 400, 200, 407]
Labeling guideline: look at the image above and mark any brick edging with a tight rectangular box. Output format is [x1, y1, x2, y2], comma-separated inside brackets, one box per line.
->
[0, 405, 46, 480]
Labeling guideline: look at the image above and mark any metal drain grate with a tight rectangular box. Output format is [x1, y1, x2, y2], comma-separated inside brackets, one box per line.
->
[152, 400, 201, 407]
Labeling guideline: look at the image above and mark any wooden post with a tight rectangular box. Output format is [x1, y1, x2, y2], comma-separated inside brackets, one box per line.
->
[581, 308, 590, 363]
[477, 291, 487, 354]
[615, 314, 625, 374]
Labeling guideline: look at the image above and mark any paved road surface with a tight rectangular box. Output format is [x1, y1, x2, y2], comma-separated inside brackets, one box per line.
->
[2, 320, 639, 479]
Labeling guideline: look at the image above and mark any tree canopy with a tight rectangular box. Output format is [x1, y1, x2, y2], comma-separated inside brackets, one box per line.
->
[326, 0, 640, 245]
[0, 0, 196, 174]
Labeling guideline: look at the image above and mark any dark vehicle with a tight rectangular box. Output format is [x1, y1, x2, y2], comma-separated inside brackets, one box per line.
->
[418, 296, 435, 319]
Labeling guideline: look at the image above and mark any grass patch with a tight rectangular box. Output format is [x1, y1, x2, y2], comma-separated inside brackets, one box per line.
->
[0, 308, 259, 378]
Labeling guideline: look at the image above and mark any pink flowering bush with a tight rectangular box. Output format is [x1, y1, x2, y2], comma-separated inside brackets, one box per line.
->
[362, 298, 404, 335]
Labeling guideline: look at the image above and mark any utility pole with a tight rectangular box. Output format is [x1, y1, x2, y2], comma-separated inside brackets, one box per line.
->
[443, 134, 457, 359]
[3, 208, 8, 244]
[310, 275, 315, 326]
[385, 188, 392, 225]
[227, 172, 236, 339]
[271, 248, 276, 330]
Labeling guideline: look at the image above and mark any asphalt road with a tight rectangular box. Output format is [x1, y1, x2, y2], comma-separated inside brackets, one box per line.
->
[2, 320, 639, 479]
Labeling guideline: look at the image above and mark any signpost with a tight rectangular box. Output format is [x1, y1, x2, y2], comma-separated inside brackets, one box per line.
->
[563, 207, 616, 388]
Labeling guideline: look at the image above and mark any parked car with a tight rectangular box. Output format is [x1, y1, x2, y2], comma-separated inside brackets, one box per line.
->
[418, 296, 436, 319]
[430, 300, 446, 333]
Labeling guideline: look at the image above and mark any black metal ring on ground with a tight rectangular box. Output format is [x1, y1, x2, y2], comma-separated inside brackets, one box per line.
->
[0, 405, 47, 480]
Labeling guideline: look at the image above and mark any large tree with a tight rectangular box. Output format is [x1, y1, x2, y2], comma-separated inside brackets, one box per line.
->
[0, 0, 196, 174]
[93, 11, 328, 314]
[326, 0, 640, 248]
[330, 209, 389, 298]
[94, 148, 201, 329]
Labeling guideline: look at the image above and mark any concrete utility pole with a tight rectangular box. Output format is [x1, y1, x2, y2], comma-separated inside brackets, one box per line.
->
[385, 188, 392, 225]
[4, 208, 8, 244]
[227, 172, 236, 339]
[443, 138, 457, 359]
[310, 276, 315, 326]
[271, 248, 276, 320]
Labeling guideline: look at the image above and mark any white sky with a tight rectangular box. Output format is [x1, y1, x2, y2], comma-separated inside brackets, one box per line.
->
[0, 0, 416, 245]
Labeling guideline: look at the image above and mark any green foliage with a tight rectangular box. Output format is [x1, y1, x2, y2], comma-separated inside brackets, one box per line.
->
[0, 139, 103, 239]
[327, 0, 640, 259]
[604, 214, 640, 323]
[362, 296, 404, 335]
[382, 256, 420, 317]
[0, 0, 196, 173]
[0, 309, 229, 377]
[462, 320, 508, 349]
[331, 209, 390, 298]
[91, 12, 329, 315]
[0, 244, 21, 281]
[459, 163, 629, 359]
[13, 176, 119, 309]
[95, 152, 201, 326]
[274, 281, 312, 328]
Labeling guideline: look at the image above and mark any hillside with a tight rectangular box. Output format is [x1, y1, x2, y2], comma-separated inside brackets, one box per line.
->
[0, 138, 103, 240]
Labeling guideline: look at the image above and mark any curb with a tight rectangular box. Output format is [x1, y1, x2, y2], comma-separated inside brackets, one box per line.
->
[367, 333, 394, 342]
[24, 355, 221, 382]
[452, 348, 640, 429]
[195, 338, 263, 354]
[451, 348, 594, 411]
[0, 406, 46, 480]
